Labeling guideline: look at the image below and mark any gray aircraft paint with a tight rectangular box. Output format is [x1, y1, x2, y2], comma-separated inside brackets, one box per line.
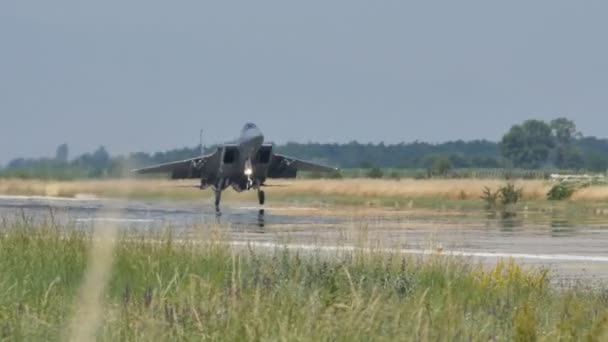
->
[134, 123, 336, 211]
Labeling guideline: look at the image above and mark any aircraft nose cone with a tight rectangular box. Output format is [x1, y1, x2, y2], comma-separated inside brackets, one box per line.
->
[248, 127, 264, 142]
[251, 127, 262, 137]
[254, 134, 264, 146]
[240, 123, 264, 145]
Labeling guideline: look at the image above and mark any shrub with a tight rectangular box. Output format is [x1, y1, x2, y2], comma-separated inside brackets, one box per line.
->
[431, 158, 452, 176]
[547, 184, 575, 200]
[326, 170, 343, 179]
[481, 187, 499, 210]
[514, 303, 538, 342]
[499, 183, 523, 206]
[366, 167, 384, 179]
[481, 183, 523, 215]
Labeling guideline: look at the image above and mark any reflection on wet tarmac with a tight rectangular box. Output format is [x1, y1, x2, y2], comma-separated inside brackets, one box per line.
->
[258, 209, 265, 228]
[213, 208, 265, 229]
[3, 195, 608, 282]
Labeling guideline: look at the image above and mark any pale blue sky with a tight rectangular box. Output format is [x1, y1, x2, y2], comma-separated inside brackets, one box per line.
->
[1, 1, 607, 164]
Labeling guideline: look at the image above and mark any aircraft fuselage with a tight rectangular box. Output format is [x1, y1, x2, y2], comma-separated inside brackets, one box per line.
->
[134, 122, 336, 213]
[210, 123, 266, 193]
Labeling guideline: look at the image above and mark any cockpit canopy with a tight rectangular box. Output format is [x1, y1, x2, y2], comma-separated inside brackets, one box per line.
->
[242, 122, 257, 132]
[240, 123, 260, 137]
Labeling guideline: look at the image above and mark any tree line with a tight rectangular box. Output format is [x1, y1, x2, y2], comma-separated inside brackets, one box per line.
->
[1, 118, 607, 179]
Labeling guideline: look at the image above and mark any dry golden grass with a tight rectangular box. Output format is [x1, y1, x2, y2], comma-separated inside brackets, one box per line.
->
[0, 179, 552, 199]
[570, 185, 608, 201]
[268, 179, 552, 200]
[0, 178, 204, 199]
[2, 178, 608, 202]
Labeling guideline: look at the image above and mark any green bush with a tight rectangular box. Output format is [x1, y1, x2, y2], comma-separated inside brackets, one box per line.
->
[499, 183, 523, 206]
[547, 184, 576, 200]
[425, 156, 452, 177]
[366, 167, 384, 179]
[481, 183, 523, 215]
[323, 170, 343, 179]
[481, 187, 499, 210]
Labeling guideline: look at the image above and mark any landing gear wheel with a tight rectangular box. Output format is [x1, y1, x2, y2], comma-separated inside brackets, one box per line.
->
[214, 190, 222, 214]
[257, 190, 265, 205]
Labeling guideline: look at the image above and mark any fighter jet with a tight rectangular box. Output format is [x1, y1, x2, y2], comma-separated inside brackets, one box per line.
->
[134, 123, 337, 212]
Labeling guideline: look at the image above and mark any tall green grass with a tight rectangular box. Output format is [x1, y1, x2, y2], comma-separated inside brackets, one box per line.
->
[1, 219, 608, 341]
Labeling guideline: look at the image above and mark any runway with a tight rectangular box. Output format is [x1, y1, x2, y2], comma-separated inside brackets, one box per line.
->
[2, 195, 608, 285]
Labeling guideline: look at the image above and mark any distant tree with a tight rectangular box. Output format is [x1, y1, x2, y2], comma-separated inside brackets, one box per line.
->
[7, 158, 28, 169]
[55, 143, 69, 163]
[7, 116, 608, 180]
[549, 118, 583, 169]
[500, 120, 554, 168]
[471, 156, 501, 168]
[359, 161, 373, 169]
[448, 154, 470, 168]
[423, 155, 452, 176]
[550, 118, 578, 145]
[366, 167, 384, 179]
[275, 139, 500, 169]
[554, 145, 584, 170]
[576, 136, 608, 156]
[73, 146, 111, 177]
[388, 170, 401, 180]
[586, 153, 608, 173]
[91, 146, 110, 176]
[433, 158, 452, 176]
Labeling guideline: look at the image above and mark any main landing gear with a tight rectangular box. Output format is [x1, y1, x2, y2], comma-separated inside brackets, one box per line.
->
[213, 185, 264, 216]
[214, 190, 222, 215]
[257, 189, 265, 228]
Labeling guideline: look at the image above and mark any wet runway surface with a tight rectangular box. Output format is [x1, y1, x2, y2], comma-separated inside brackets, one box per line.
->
[3, 195, 608, 285]
[0, 195, 333, 228]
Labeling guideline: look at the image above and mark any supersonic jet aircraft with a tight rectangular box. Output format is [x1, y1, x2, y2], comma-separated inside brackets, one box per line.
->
[134, 123, 337, 212]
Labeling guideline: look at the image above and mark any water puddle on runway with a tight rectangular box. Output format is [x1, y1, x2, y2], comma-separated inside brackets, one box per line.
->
[3, 195, 608, 282]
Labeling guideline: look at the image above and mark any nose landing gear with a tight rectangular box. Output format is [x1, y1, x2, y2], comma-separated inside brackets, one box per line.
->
[214, 190, 222, 215]
[257, 189, 265, 205]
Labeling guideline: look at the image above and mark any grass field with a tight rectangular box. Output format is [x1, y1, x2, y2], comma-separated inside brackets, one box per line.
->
[1, 218, 608, 341]
[2, 177, 608, 202]
[2, 178, 608, 218]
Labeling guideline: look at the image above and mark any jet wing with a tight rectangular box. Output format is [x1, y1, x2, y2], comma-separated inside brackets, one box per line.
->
[268, 154, 338, 178]
[133, 151, 219, 179]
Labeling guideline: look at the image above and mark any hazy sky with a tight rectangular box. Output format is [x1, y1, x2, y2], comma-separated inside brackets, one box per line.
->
[1, 1, 607, 164]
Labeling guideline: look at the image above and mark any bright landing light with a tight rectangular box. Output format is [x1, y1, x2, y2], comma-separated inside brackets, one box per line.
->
[244, 168, 253, 176]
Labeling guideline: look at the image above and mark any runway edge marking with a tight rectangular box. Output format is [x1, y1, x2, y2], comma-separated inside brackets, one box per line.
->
[228, 241, 608, 263]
